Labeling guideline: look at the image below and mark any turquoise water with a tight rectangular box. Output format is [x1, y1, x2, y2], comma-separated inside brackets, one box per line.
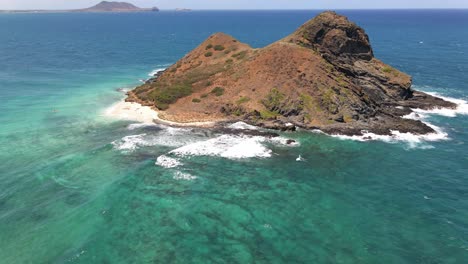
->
[1, 10, 468, 263]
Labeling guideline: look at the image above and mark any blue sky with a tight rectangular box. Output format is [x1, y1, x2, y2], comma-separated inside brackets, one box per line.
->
[1, 0, 468, 10]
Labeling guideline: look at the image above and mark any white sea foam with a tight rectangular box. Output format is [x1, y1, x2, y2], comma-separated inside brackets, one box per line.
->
[226, 121, 259, 130]
[148, 68, 166, 77]
[332, 91, 468, 147]
[127, 123, 159, 130]
[156, 155, 182, 168]
[173, 171, 197, 181]
[332, 122, 448, 148]
[112, 134, 149, 151]
[410, 92, 468, 117]
[269, 136, 300, 146]
[168, 135, 276, 159]
[113, 126, 198, 152]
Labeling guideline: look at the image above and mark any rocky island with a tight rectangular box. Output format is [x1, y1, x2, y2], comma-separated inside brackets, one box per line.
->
[126, 11, 457, 136]
[0, 1, 159, 13]
[78, 1, 158, 12]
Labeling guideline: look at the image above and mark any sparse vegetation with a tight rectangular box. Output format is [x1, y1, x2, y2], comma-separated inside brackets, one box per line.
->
[232, 50, 247, 60]
[382, 66, 393, 73]
[211, 87, 225, 96]
[236, 96, 250, 104]
[206, 44, 213, 50]
[262, 88, 285, 110]
[260, 109, 279, 120]
[201, 93, 209, 98]
[233, 108, 244, 116]
[205, 81, 212, 87]
[226, 59, 234, 64]
[192, 98, 201, 103]
[214, 45, 225, 51]
[336, 76, 347, 87]
[204, 51, 213, 57]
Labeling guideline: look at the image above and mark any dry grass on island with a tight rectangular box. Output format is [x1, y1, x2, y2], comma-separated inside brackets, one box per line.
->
[126, 11, 457, 136]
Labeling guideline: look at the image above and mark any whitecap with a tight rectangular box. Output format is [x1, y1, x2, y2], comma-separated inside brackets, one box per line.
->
[112, 134, 148, 151]
[148, 68, 166, 77]
[332, 91, 468, 147]
[226, 121, 259, 130]
[410, 92, 468, 117]
[268, 136, 300, 147]
[112, 127, 197, 152]
[127, 123, 159, 130]
[156, 155, 182, 168]
[169, 135, 272, 159]
[332, 123, 448, 149]
[173, 171, 197, 181]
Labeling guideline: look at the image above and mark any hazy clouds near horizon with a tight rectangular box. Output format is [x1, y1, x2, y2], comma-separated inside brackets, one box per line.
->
[1, 0, 468, 10]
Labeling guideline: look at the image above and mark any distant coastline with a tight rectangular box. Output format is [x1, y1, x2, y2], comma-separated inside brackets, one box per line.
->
[0, 1, 159, 13]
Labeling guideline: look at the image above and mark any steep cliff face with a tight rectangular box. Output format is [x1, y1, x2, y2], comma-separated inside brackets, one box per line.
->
[127, 11, 456, 135]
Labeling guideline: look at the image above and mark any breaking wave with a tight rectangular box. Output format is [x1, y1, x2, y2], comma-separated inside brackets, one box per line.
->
[148, 67, 167, 77]
[333, 90, 467, 147]
[412, 92, 468, 117]
[226, 121, 260, 130]
[173, 171, 197, 181]
[112, 127, 198, 152]
[156, 155, 182, 168]
[111, 134, 150, 152]
[169, 135, 273, 159]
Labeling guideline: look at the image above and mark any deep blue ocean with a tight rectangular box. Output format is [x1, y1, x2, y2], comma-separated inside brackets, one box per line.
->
[0, 10, 467, 263]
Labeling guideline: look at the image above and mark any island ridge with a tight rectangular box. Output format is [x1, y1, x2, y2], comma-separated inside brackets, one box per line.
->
[127, 11, 457, 136]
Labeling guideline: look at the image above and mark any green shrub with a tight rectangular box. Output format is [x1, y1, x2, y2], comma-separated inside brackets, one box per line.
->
[205, 81, 212, 87]
[211, 87, 225, 96]
[232, 50, 247, 60]
[205, 51, 213, 57]
[150, 83, 193, 109]
[206, 44, 213, 50]
[260, 110, 278, 120]
[233, 108, 244, 116]
[192, 98, 201, 103]
[382, 66, 393, 73]
[224, 50, 231, 54]
[201, 93, 209, 98]
[226, 59, 233, 64]
[262, 88, 285, 110]
[214, 45, 225, 51]
[236, 96, 250, 104]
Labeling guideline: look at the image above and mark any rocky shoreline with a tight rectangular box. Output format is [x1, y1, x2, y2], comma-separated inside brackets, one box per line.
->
[127, 72, 459, 137]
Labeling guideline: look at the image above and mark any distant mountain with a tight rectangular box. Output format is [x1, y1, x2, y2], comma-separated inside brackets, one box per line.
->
[0, 1, 159, 13]
[79, 1, 158, 12]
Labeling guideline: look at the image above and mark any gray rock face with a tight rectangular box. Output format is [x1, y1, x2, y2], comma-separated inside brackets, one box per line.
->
[293, 11, 374, 63]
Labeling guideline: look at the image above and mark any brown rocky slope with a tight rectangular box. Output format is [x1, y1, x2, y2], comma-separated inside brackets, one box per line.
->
[127, 11, 456, 135]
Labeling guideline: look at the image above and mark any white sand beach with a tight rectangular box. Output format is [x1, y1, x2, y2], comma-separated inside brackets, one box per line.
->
[104, 101, 216, 127]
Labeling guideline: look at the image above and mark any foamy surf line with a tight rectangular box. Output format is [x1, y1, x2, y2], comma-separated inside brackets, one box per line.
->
[148, 67, 167, 77]
[332, 92, 468, 146]
[412, 92, 468, 117]
[154, 133, 299, 170]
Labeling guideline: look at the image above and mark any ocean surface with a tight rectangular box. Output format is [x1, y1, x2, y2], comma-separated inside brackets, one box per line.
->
[0, 10, 468, 263]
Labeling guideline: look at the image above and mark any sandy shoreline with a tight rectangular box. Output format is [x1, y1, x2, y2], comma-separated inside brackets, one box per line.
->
[104, 101, 216, 127]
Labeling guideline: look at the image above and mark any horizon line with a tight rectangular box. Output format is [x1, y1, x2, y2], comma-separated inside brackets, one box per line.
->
[2, 7, 468, 12]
